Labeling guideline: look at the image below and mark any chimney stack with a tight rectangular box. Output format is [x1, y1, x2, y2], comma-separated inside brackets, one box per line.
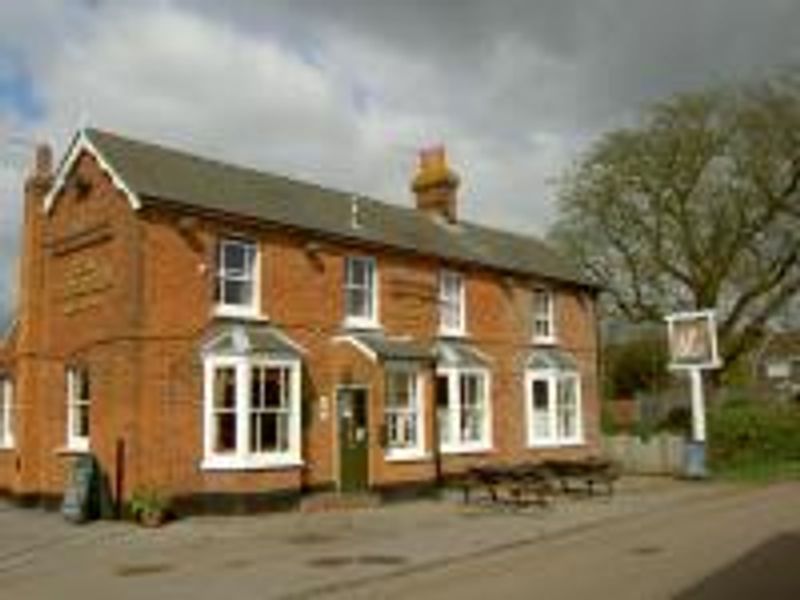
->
[411, 145, 460, 222]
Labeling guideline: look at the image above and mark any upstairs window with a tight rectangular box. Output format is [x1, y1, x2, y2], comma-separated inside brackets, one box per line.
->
[344, 256, 378, 328]
[533, 289, 556, 343]
[215, 238, 258, 316]
[439, 270, 465, 336]
[67, 367, 91, 451]
[0, 377, 13, 449]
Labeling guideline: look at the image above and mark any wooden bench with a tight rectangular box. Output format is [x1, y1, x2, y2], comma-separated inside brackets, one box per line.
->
[459, 463, 556, 507]
[543, 458, 620, 497]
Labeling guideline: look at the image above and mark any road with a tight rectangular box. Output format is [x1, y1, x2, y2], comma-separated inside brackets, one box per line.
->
[0, 481, 797, 599]
[319, 482, 800, 600]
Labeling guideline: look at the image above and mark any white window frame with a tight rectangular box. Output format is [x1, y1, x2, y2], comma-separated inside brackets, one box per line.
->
[202, 355, 302, 470]
[436, 367, 492, 454]
[438, 270, 466, 336]
[0, 377, 13, 449]
[344, 255, 379, 329]
[524, 369, 583, 448]
[532, 288, 556, 344]
[214, 238, 261, 318]
[66, 367, 90, 452]
[384, 368, 426, 461]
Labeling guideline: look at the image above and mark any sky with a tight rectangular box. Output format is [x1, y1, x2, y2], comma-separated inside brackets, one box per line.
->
[1, 0, 799, 329]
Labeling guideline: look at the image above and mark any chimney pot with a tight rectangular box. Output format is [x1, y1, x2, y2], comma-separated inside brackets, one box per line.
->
[411, 145, 460, 222]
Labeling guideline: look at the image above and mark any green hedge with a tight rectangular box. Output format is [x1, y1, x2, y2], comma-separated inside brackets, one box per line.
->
[708, 401, 800, 469]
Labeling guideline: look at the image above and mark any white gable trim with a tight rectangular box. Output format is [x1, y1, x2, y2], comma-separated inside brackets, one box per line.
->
[43, 129, 142, 214]
[332, 335, 378, 363]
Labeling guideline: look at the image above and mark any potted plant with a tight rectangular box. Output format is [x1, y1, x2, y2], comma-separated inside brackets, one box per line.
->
[129, 487, 170, 528]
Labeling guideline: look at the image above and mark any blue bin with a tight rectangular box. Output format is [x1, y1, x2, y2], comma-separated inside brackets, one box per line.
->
[684, 441, 708, 479]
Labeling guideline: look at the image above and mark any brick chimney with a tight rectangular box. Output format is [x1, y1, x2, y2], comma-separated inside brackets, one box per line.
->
[17, 143, 53, 352]
[411, 145, 460, 222]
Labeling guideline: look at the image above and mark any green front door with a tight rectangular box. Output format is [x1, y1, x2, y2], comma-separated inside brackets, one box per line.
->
[338, 387, 369, 493]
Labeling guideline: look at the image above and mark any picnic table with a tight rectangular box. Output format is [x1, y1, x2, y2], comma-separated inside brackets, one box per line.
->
[458, 457, 620, 506]
[543, 457, 620, 496]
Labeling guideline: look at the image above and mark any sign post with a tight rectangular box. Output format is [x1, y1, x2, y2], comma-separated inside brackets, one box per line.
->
[665, 310, 721, 478]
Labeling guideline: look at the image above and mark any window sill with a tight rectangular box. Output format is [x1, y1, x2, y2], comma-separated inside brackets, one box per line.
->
[440, 443, 493, 455]
[437, 329, 468, 339]
[55, 445, 90, 456]
[0, 444, 15, 452]
[384, 450, 431, 463]
[342, 319, 381, 331]
[213, 306, 266, 321]
[527, 439, 585, 449]
[200, 456, 304, 472]
[532, 336, 558, 346]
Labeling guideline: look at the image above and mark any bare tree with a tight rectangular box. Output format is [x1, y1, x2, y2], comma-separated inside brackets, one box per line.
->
[551, 70, 800, 371]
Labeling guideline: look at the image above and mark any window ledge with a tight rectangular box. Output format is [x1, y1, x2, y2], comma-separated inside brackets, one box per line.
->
[384, 450, 431, 463]
[440, 444, 493, 455]
[342, 319, 381, 331]
[527, 439, 585, 450]
[200, 456, 304, 472]
[213, 306, 266, 321]
[532, 336, 558, 346]
[55, 445, 91, 456]
[437, 329, 468, 339]
[0, 444, 15, 452]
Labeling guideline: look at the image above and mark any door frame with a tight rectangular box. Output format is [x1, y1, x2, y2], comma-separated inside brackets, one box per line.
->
[334, 384, 370, 492]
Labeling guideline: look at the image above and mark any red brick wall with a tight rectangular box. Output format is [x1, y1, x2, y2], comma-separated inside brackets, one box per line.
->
[2, 147, 601, 508]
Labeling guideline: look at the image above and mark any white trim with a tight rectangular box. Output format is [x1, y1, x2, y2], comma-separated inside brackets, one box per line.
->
[332, 334, 378, 363]
[524, 368, 584, 448]
[202, 355, 302, 471]
[44, 129, 142, 214]
[436, 366, 492, 453]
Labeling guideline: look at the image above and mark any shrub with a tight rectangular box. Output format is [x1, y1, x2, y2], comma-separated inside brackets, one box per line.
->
[129, 487, 171, 526]
[707, 400, 800, 469]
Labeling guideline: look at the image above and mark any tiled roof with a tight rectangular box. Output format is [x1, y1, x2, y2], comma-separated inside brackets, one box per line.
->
[84, 128, 591, 287]
[349, 332, 432, 364]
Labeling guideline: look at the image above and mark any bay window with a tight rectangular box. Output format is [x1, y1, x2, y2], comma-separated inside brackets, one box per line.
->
[203, 356, 301, 470]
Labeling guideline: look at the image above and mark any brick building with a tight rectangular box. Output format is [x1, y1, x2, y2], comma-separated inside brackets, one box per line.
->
[0, 129, 600, 513]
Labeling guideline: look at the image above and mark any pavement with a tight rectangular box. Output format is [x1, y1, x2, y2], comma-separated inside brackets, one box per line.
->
[0, 478, 796, 599]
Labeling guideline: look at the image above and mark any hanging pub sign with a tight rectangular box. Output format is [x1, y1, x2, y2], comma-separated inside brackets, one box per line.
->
[665, 310, 721, 371]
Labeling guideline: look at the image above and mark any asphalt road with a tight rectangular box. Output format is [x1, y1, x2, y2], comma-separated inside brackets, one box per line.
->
[0, 481, 797, 599]
[321, 482, 800, 600]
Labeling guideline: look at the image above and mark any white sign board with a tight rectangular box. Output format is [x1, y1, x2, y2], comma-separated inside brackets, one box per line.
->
[666, 310, 721, 371]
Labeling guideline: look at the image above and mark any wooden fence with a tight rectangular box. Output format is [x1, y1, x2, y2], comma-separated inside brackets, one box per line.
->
[602, 433, 685, 475]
